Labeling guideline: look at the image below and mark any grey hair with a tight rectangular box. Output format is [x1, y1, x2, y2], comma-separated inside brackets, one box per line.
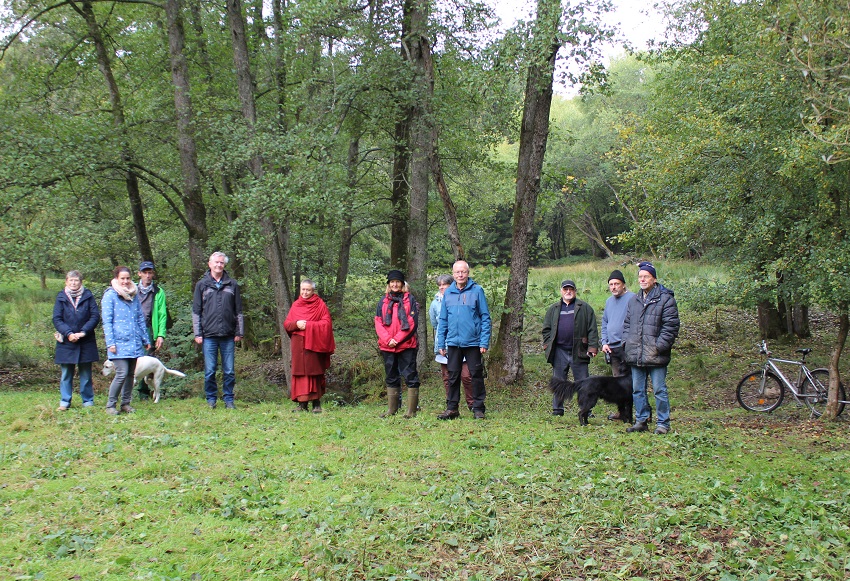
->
[300, 278, 317, 290]
[66, 270, 82, 280]
[436, 274, 453, 286]
[209, 251, 229, 264]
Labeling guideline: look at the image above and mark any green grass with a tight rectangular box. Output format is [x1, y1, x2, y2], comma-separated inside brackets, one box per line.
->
[2, 381, 849, 580]
[2, 263, 849, 579]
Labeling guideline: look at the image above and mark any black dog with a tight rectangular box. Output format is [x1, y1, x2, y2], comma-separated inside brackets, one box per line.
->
[549, 375, 633, 426]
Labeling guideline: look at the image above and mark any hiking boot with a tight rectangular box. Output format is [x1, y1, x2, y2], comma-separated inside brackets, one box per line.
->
[473, 409, 485, 420]
[654, 426, 669, 435]
[120, 404, 135, 414]
[437, 409, 459, 420]
[626, 421, 648, 433]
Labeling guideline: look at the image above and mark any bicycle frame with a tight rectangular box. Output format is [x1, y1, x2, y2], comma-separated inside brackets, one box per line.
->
[761, 357, 813, 401]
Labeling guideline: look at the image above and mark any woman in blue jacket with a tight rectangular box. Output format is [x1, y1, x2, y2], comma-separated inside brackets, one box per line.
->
[53, 270, 100, 411]
[102, 266, 150, 415]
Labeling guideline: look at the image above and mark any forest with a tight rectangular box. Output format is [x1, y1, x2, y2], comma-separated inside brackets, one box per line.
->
[1, 0, 849, 408]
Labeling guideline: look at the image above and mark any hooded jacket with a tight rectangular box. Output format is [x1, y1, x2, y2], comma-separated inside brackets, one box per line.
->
[102, 288, 150, 360]
[623, 283, 680, 367]
[437, 279, 491, 350]
[374, 292, 419, 353]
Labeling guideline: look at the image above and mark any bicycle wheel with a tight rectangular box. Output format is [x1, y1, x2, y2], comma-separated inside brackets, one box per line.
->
[737, 370, 784, 412]
[801, 369, 846, 418]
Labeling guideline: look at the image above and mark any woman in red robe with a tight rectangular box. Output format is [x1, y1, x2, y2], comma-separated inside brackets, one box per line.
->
[284, 279, 335, 412]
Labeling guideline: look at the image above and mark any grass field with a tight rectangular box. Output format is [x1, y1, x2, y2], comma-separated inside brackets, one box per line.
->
[1, 262, 849, 580]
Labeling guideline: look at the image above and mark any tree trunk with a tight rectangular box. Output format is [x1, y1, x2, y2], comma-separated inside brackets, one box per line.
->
[757, 299, 783, 339]
[792, 304, 810, 338]
[390, 117, 411, 268]
[165, 0, 208, 283]
[331, 136, 358, 314]
[78, 1, 153, 262]
[826, 312, 848, 419]
[226, 0, 292, 378]
[431, 144, 464, 260]
[494, 0, 562, 384]
[401, 0, 432, 371]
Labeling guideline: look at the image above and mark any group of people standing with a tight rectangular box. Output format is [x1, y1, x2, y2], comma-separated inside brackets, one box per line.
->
[53, 255, 678, 431]
[543, 262, 680, 433]
[53, 252, 243, 413]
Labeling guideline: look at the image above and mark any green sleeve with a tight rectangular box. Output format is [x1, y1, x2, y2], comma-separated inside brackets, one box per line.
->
[152, 287, 168, 339]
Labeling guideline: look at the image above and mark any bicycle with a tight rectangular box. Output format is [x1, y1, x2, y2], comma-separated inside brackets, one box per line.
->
[736, 340, 846, 417]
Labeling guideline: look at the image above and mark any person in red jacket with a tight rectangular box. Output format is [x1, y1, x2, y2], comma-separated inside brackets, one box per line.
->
[375, 270, 420, 418]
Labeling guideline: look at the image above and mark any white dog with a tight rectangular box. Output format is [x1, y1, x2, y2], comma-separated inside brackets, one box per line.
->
[102, 356, 186, 403]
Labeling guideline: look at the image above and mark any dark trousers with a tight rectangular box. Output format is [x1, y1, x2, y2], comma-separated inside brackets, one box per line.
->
[551, 346, 589, 413]
[440, 362, 474, 409]
[381, 348, 420, 390]
[447, 346, 485, 412]
[608, 344, 630, 377]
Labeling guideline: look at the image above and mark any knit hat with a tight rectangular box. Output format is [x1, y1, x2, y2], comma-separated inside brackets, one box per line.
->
[637, 262, 657, 279]
[608, 269, 625, 283]
[386, 269, 405, 283]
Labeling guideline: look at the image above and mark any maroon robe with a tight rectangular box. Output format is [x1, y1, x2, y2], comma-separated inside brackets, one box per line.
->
[284, 294, 335, 402]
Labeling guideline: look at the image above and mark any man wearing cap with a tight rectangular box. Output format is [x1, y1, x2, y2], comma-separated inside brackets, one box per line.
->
[600, 269, 635, 420]
[437, 260, 491, 420]
[136, 261, 168, 400]
[542, 279, 599, 416]
[623, 261, 680, 434]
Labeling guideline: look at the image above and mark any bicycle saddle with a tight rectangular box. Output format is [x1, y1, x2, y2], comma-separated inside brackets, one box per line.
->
[795, 348, 812, 355]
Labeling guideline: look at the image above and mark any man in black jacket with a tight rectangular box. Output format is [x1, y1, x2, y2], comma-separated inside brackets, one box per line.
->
[193, 252, 243, 409]
[622, 262, 680, 434]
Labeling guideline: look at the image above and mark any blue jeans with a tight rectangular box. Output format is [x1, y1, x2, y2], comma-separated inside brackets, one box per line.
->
[551, 347, 589, 413]
[59, 363, 94, 407]
[203, 336, 235, 403]
[631, 365, 670, 429]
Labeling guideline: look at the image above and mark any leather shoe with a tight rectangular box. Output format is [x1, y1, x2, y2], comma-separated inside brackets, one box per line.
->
[473, 410, 485, 420]
[654, 426, 669, 435]
[626, 421, 648, 433]
[437, 409, 459, 420]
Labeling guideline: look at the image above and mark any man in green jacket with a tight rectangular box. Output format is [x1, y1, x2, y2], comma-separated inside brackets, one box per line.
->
[542, 279, 599, 416]
[136, 260, 167, 400]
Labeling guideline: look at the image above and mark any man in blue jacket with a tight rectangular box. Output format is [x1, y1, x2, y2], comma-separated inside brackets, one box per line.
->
[437, 260, 491, 420]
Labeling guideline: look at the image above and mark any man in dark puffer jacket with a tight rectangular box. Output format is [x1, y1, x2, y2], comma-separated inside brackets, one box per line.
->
[622, 262, 680, 435]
